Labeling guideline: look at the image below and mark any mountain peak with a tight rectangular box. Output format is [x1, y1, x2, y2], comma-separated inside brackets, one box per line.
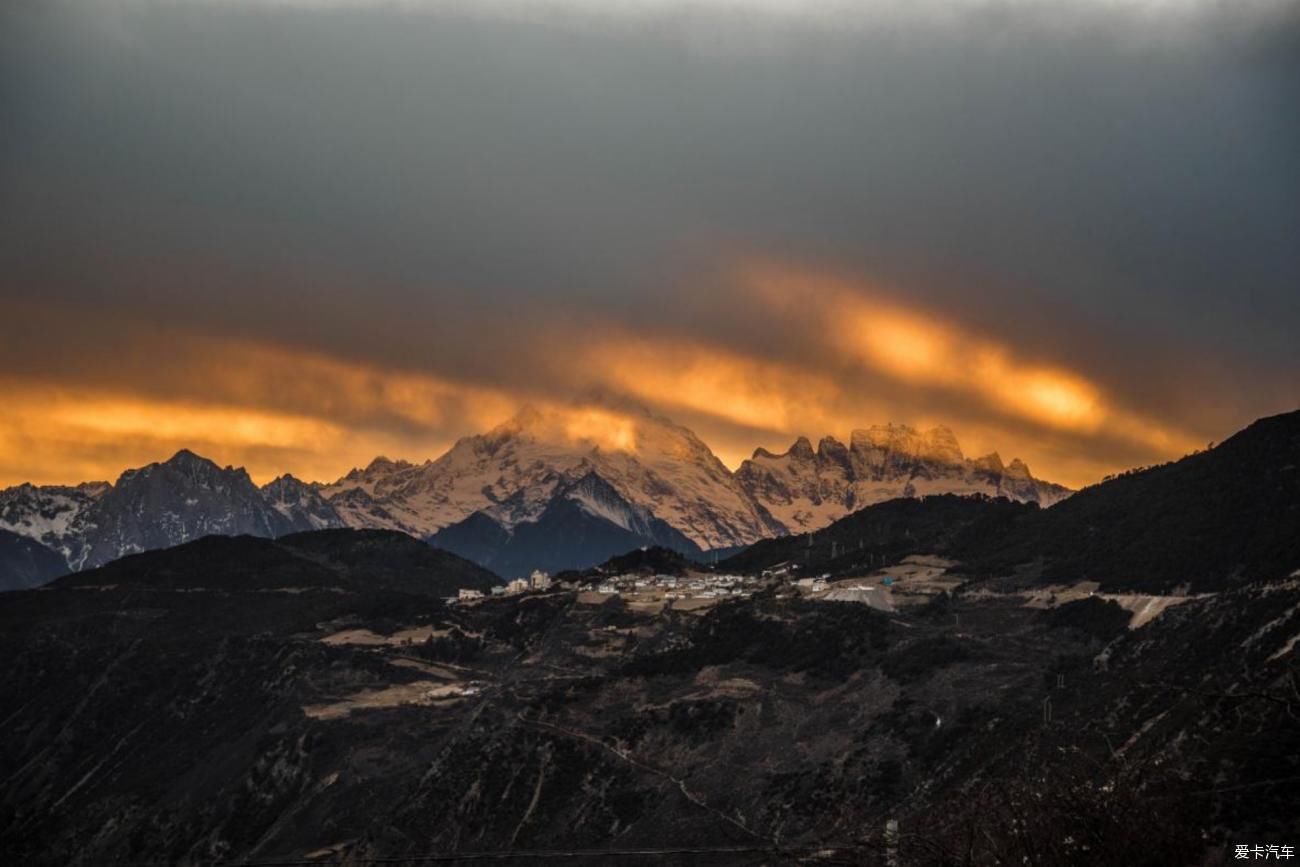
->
[338, 398, 762, 550]
[817, 436, 848, 459]
[789, 436, 815, 459]
[337, 456, 414, 484]
[479, 399, 708, 459]
[500, 404, 546, 434]
[850, 423, 919, 452]
[568, 388, 660, 419]
[156, 449, 258, 484]
[263, 473, 313, 492]
[116, 448, 231, 485]
[78, 481, 112, 498]
[1005, 458, 1032, 479]
[165, 448, 211, 467]
[921, 425, 964, 465]
[486, 403, 628, 449]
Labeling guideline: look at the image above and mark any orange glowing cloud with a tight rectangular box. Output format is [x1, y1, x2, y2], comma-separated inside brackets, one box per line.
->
[0, 334, 528, 488]
[154, 336, 521, 433]
[578, 334, 841, 434]
[0, 344, 653, 488]
[0, 272, 1208, 494]
[738, 260, 1195, 456]
[538, 405, 640, 453]
[0, 379, 464, 488]
[556, 328, 1140, 487]
[43, 396, 339, 448]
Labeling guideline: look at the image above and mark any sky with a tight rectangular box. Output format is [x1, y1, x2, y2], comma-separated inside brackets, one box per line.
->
[2, 0, 1297, 490]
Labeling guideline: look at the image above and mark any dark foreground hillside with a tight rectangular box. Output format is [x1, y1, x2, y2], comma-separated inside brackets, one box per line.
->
[721, 494, 1034, 577]
[52, 528, 498, 597]
[1, 528, 1297, 865]
[959, 409, 1300, 592]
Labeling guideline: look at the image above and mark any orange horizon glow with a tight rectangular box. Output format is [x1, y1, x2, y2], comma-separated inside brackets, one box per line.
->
[0, 372, 1198, 493]
[0, 261, 1214, 492]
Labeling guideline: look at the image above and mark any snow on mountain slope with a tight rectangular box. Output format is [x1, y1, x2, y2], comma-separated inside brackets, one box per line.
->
[561, 470, 689, 543]
[0, 481, 108, 564]
[735, 423, 1072, 533]
[429, 470, 701, 576]
[261, 475, 346, 531]
[319, 403, 783, 549]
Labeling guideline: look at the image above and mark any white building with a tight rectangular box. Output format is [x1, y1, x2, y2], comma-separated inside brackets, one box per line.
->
[506, 577, 530, 595]
[530, 570, 552, 591]
[458, 588, 484, 601]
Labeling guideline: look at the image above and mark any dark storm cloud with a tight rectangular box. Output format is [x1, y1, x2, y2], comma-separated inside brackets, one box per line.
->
[2, 0, 1297, 484]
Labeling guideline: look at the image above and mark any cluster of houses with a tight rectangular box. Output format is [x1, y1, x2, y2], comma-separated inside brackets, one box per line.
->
[594, 571, 760, 600]
[453, 565, 897, 609]
[452, 557, 911, 604]
[455, 568, 763, 604]
[504, 570, 553, 595]
[457, 570, 552, 602]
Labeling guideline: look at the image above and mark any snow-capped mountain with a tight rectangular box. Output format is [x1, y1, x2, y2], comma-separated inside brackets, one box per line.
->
[0, 404, 1074, 585]
[429, 471, 701, 576]
[734, 423, 1072, 533]
[318, 403, 784, 550]
[0, 481, 109, 565]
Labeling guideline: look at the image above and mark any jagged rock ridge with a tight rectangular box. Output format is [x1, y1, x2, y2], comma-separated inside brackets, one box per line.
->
[0, 451, 346, 573]
[735, 422, 1071, 533]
